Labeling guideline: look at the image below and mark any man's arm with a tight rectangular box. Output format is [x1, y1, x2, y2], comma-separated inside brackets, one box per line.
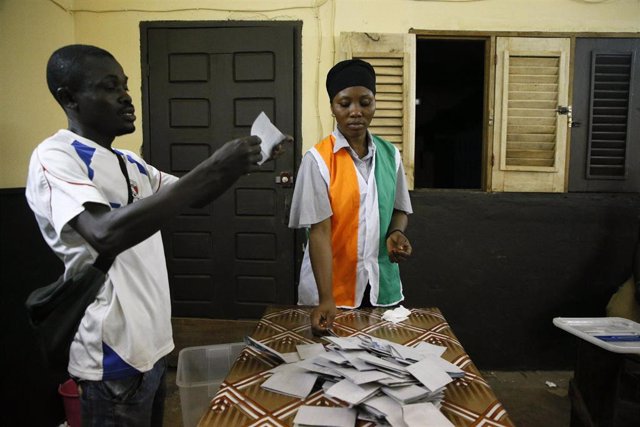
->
[70, 136, 262, 258]
[309, 217, 336, 334]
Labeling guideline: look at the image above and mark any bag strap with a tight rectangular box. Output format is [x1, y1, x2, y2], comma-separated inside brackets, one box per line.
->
[93, 152, 134, 274]
[116, 152, 134, 205]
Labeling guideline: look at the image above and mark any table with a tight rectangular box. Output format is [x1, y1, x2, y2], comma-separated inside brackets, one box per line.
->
[199, 306, 514, 426]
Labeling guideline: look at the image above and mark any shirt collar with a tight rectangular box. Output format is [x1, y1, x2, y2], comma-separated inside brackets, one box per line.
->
[331, 128, 376, 157]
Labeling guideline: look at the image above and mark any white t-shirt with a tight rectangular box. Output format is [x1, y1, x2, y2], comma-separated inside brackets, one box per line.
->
[26, 129, 179, 381]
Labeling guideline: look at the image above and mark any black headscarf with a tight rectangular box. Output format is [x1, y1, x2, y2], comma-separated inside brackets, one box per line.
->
[326, 59, 376, 102]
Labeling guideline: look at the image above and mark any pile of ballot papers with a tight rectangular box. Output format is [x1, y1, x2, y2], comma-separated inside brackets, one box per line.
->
[245, 334, 463, 426]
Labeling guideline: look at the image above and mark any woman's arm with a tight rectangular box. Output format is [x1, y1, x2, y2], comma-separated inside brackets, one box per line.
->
[309, 217, 337, 334]
[386, 210, 412, 263]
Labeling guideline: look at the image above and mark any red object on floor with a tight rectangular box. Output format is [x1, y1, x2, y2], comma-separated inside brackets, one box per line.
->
[58, 378, 81, 427]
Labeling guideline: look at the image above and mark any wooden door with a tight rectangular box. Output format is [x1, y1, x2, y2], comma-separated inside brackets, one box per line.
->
[142, 23, 300, 319]
[491, 37, 571, 192]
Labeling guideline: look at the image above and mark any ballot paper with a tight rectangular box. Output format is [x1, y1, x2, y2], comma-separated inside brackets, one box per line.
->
[361, 394, 403, 419]
[247, 327, 461, 426]
[251, 111, 286, 165]
[381, 384, 433, 404]
[293, 406, 357, 427]
[323, 336, 364, 350]
[424, 354, 465, 378]
[261, 366, 318, 399]
[402, 402, 455, 427]
[325, 379, 380, 405]
[245, 336, 300, 364]
[296, 343, 326, 360]
[406, 356, 454, 392]
[413, 341, 447, 358]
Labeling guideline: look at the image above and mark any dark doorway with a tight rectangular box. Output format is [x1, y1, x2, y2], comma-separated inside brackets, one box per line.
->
[414, 39, 485, 189]
[141, 22, 301, 319]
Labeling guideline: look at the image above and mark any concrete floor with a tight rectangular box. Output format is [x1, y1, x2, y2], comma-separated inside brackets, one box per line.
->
[163, 369, 573, 426]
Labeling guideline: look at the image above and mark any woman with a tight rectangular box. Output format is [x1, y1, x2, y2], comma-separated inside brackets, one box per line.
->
[289, 59, 413, 334]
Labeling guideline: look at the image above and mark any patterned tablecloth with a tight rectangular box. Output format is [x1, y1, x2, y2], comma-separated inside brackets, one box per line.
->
[199, 306, 514, 426]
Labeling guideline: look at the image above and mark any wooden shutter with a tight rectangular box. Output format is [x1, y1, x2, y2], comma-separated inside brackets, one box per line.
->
[491, 37, 571, 192]
[338, 33, 416, 189]
[586, 52, 633, 179]
[569, 38, 640, 192]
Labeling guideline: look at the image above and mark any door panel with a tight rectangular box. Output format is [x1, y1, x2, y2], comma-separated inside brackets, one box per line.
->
[491, 37, 571, 192]
[144, 24, 299, 319]
[569, 38, 640, 192]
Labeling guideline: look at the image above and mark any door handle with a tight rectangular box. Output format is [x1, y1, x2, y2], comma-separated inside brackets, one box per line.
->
[275, 171, 294, 187]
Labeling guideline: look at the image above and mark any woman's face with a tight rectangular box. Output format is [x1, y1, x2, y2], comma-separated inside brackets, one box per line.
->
[330, 86, 376, 142]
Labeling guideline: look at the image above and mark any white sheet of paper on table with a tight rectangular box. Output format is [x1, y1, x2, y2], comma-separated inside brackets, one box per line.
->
[293, 405, 357, 427]
[325, 378, 380, 405]
[296, 343, 326, 360]
[402, 402, 455, 427]
[405, 356, 454, 392]
[251, 111, 285, 165]
[260, 367, 318, 399]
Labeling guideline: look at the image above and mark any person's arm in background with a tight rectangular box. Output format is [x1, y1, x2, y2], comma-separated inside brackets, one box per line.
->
[71, 136, 262, 258]
[309, 217, 337, 334]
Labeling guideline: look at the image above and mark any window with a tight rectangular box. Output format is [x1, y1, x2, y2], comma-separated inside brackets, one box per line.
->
[340, 32, 639, 193]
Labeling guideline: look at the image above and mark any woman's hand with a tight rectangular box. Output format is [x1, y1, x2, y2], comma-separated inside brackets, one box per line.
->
[310, 300, 337, 335]
[386, 230, 412, 263]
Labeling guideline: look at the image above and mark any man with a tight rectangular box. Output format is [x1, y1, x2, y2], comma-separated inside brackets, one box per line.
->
[26, 44, 286, 426]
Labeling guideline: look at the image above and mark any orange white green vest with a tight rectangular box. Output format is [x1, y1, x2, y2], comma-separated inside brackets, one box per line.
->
[297, 134, 404, 308]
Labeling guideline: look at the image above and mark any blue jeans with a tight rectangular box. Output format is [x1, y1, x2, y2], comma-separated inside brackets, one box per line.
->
[77, 357, 166, 427]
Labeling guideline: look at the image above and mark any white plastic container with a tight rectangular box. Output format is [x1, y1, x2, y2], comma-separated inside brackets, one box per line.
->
[176, 342, 245, 427]
[553, 317, 640, 354]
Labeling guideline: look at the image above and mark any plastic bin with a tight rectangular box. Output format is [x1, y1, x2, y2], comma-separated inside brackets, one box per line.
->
[176, 342, 245, 427]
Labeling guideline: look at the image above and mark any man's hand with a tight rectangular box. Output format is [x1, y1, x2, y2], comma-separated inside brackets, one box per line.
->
[310, 300, 337, 336]
[386, 230, 412, 263]
[207, 135, 263, 177]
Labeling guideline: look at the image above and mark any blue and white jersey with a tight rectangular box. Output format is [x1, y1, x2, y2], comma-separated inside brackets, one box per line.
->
[26, 129, 179, 381]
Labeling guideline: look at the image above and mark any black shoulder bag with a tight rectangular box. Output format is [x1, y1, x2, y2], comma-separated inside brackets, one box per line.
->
[25, 153, 133, 373]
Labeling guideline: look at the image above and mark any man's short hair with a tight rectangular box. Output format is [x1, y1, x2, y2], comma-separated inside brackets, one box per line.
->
[46, 44, 115, 101]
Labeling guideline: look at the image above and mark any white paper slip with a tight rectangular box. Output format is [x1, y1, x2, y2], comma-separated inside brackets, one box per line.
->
[424, 354, 465, 378]
[296, 357, 341, 377]
[357, 353, 408, 374]
[297, 343, 326, 360]
[362, 394, 404, 419]
[293, 405, 357, 427]
[350, 369, 393, 385]
[406, 357, 453, 392]
[413, 341, 447, 358]
[251, 111, 286, 165]
[323, 336, 364, 350]
[260, 367, 318, 399]
[402, 402, 454, 427]
[325, 378, 380, 405]
[245, 336, 300, 364]
[381, 384, 432, 404]
[317, 351, 349, 365]
[337, 350, 375, 371]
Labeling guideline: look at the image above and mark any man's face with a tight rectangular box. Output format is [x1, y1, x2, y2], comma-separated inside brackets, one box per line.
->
[71, 55, 136, 141]
[330, 86, 376, 142]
